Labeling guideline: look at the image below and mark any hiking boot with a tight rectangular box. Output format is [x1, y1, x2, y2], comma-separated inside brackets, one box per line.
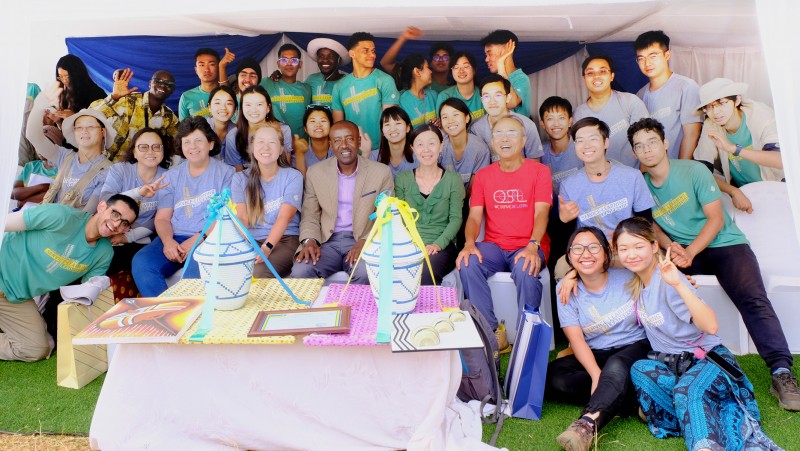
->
[556, 418, 595, 451]
[494, 323, 511, 354]
[771, 371, 800, 411]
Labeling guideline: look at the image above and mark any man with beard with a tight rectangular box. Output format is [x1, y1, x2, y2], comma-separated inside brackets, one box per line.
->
[305, 38, 350, 109]
[290, 120, 393, 284]
[178, 48, 220, 120]
[90, 69, 179, 162]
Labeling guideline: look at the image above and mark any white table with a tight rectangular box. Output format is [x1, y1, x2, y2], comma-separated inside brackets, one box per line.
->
[89, 286, 493, 450]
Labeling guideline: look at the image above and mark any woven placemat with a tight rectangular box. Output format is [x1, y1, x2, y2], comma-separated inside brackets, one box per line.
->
[303, 284, 458, 346]
[169, 278, 323, 344]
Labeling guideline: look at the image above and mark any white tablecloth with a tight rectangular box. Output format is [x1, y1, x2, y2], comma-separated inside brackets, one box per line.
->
[89, 341, 495, 450]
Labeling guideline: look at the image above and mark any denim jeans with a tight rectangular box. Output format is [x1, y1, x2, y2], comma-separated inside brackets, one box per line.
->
[131, 235, 200, 297]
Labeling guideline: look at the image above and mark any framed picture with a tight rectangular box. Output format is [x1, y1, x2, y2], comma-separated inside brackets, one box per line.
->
[248, 306, 351, 337]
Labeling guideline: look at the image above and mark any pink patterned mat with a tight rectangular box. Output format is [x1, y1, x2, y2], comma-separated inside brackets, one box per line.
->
[303, 284, 459, 346]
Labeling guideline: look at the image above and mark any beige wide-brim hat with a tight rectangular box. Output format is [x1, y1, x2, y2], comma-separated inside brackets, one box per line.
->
[61, 108, 117, 150]
[695, 78, 748, 115]
[307, 38, 351, 66]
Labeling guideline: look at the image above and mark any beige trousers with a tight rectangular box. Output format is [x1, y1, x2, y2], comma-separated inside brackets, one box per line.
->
[0, 289, 51, 362]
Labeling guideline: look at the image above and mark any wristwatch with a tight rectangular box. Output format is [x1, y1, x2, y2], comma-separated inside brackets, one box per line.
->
[733, 145, 743, 157]
[263, 241, 274, 250]
[300, 238, 319, 247]
[529, 239, 540, 247]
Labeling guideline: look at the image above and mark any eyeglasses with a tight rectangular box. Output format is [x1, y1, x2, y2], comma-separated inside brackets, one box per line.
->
[74, 125, 102, 134]
[491, 130, 520, 139]
[481, 93, 506, 103]
[109, 208, 132, 230]
[702, 99, 732, 113]
[584, 69, 611, 78]
[136, 143, 164, 153]
[306, 103, 331, 110]
[57, 74, 70, 82]
[278, 57, 300, 66]
[432, 55, 450, 63]
[152, 78, 175, 88]
[569, 243, 603, 256]
[633, 137, 663, 153]
[635, 52, 663, 64]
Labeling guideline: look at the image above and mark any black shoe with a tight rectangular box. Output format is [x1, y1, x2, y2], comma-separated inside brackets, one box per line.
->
[771, 371, 800, 411]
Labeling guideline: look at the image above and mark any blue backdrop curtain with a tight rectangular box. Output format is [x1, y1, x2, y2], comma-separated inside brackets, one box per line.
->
[66, 34, 281, 112]
[65, 32, 645, 114]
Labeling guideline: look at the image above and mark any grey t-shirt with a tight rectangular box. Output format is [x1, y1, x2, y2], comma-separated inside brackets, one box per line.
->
[559, 163, 654, 237]
[573, 91, 649, 168]
[156, 158, 234, 236]
[224, 122, 294, 168]
[369, 149, 419, 178]
[557, 267, 646, 350]
[439, 134, 491, 187]
[101, 162, 167, 230]
[470, 112, 543, 161]
[231, 167, 303, 240]
[637, 266, 722, 354]
[541, 140, 582, 193]
[637, 73, 702, 160]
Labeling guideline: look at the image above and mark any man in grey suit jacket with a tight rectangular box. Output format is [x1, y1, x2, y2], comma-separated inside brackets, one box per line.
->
[291, 120, 394, 283]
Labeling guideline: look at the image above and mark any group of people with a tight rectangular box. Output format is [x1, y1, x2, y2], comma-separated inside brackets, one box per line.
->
[3, 26, 793, 451]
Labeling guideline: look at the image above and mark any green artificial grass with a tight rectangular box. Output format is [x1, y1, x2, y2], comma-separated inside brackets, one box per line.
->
[483, 348, 800, 450]
[2, 347, 800, 449]
[0, 356, 104, 435]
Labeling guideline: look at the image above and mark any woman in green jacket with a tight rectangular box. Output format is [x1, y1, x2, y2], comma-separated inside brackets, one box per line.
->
[395, 124, 465, 285]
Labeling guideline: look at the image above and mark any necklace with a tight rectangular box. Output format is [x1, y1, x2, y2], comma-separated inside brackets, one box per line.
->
[416, 168, 442, 194]
[587, 161, 611, 177]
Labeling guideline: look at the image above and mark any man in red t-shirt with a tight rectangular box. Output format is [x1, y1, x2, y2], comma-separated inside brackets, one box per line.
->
[457, 116, 552, 338]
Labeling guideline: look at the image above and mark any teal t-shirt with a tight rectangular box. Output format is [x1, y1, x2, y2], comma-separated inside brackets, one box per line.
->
[726, 112, 761, 187]
[508, 68, 531, 118]
[261, 78, 312, 139]
[178, 86, 213, 120]
[0, 204, 112, 301]
[305, 72, 344, 109]
[429, 81, 449, 94]
[17, 160, 58, 185]
[398, 89, 438, 128]
[645, 159, 748, 248]
[331, 69, 400, 144]
[27, 83, 41, 102]
[435, 86, 485, 123]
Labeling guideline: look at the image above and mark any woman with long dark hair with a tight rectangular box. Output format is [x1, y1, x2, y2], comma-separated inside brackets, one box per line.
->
[225, 85, 293, 170]
[369, 106, 418, 178]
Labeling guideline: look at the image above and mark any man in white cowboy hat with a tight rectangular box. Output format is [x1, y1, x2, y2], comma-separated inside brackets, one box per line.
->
[305, 37, 350, 109]
[26, 98, 118, 212]
[0, 193, 138, 362]
[693, 77, 783, 214]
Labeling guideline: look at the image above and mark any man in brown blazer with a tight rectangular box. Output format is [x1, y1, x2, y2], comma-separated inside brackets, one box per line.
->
[291, 120, 394, 283]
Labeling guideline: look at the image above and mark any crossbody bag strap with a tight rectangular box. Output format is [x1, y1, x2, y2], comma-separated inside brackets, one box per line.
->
[42, 151, 75, 204]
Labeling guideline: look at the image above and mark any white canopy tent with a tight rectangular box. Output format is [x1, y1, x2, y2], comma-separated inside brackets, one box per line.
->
[1, 0, 797, 246]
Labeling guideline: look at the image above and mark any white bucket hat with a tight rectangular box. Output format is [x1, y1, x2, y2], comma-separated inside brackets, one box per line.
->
[307, 38, 351, 66]
[695, 78, 748, 114]
[61, 108, 117, 150]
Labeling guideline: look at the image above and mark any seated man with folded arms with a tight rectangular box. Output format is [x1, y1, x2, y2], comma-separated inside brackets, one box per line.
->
[290, 120, 393, 283]
[628, 117, 800, 411]
[457, 116, 551, 349]
[470, 74, 542, 162]
[0, 195, 138, 362]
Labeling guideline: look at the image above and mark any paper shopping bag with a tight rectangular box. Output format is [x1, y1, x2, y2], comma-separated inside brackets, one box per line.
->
[503, 305, 552, 420]
[56, 287, 115, 389]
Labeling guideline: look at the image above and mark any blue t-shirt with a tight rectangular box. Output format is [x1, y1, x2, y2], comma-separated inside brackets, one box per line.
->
[205, 117, 238, 167]
[573, 91, 649, 168]
[331, 69, 400, 145]
[398, 89, 438, 128]
[559, 163, 654, 237]
[439, 134, 490, 187]
[156, 158, 234, 236]
[556, 268, 646, 350]
[369, 149, 418, 178]
[470, 112, 543, 161]
[100, 162, 167, 231]
[541, 140, 582, 193]
[637, 73, 702, 160]
[637, 266, 722, 354]
[645, 159, 748, 248]
[231, 167, 303, 240]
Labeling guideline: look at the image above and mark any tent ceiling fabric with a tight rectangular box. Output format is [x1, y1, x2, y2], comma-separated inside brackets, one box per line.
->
[30, 0, 759, 48]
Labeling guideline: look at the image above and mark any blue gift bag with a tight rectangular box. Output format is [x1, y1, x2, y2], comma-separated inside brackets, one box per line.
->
[503, 305, 553, 420]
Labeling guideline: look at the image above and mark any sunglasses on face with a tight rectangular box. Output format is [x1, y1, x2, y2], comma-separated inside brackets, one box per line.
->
[278, 57, 300, 66]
